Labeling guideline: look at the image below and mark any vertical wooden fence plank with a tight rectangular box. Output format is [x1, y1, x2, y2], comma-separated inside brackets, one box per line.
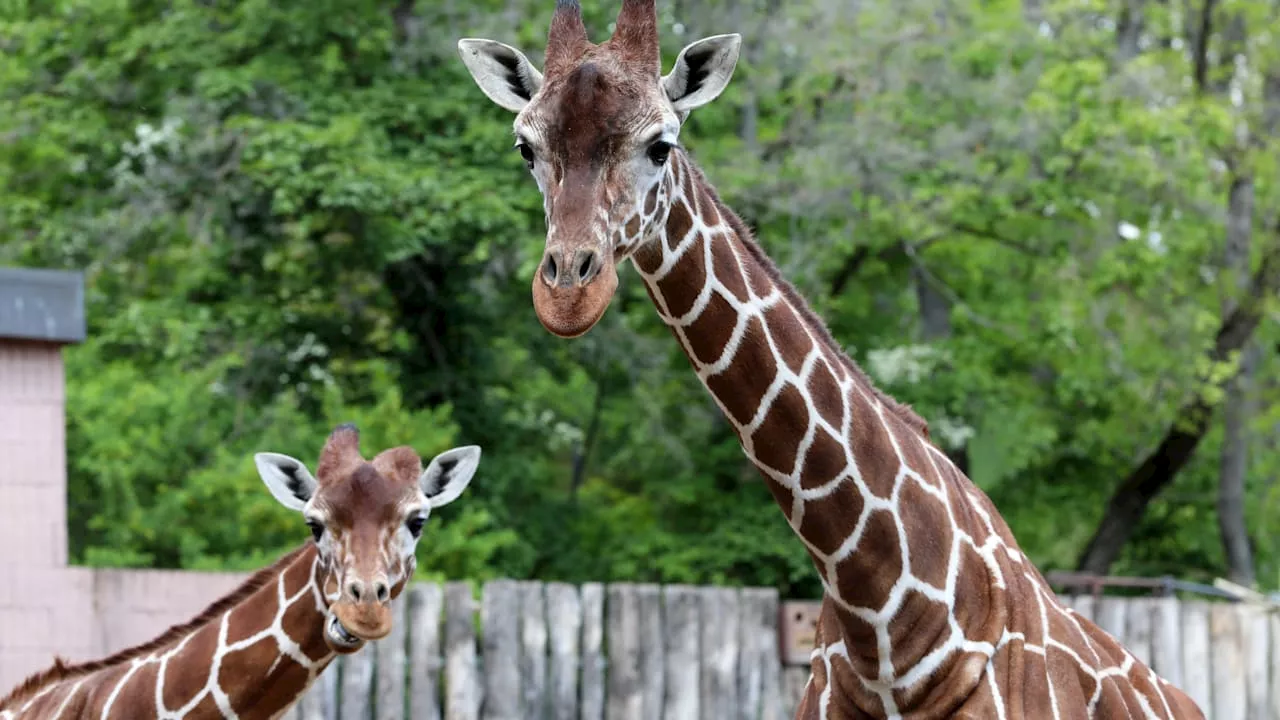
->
[662, 585, 701, 720]
[1125, 597, 1154, 668]
[445, 582, 480, 720]
[737, 587, 778, 720]
[482, 579, 521, 720]
[341, 649, 375, 720]
[321, 662, 340, 720]
[606, 583, 644, 720]
[781, 667, 810, 720]
[1149, 596, 1183, 690]
[1070, 594, 1096, 623]
[1269, 614, 1280, 720]
[546, 582, 582, 720]
[580, 583, 606, 720]
[1094, 596, 1127, 647]
[700, 587, 740, 719]
[408, 583, 444, 720]
[375, 596, 409, 720]
[1243, 605, 1269, 720]
[1179, 601, 1212, 718]
[1210, 603, 1245, 720]
[754, 589, 785, 720]
[519, 582, 549, 720]
[637, 584, 665, 720]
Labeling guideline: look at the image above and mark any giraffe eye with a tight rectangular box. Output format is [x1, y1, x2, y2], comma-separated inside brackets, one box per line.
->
[515, 142, 535, 169]
[406, 515, 426, 538]
[647, 140, 673, 166]
[305, 518, 324, 543]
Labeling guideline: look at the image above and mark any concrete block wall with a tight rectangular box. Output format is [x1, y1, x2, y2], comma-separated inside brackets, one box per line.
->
[0, 340, 92, 690]
[90, 567, 250, 659]
[0, 342, 69, 569]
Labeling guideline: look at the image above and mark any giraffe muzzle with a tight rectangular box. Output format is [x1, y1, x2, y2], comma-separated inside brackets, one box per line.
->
[531, 251, 619, 338]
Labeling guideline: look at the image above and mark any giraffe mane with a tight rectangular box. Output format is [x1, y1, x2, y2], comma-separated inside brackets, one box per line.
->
[0, 544, 313, 708]
[679, 154, 932, 440]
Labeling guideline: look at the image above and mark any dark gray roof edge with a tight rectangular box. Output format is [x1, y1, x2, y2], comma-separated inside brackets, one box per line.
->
[0, 267, 86, 344]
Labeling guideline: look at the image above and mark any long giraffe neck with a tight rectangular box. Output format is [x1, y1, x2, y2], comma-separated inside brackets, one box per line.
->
[0, 544, 336, 720]
[629, 151, 1026, 712]
[625, 152, 1206, 717]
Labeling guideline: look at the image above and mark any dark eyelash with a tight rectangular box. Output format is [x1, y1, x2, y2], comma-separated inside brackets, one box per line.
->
[406, 515, 426, 537]
[647, 140, 673, 165]
[515, 141, 535, 168]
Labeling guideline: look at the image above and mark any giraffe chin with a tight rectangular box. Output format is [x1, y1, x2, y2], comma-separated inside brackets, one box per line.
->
[531, 265, 619, 338]
[326, 603, 394, 654]
[324, 612, 367, 654]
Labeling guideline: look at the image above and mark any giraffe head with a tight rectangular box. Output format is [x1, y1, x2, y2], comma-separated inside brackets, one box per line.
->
[458, 0, 741, 337]
[253, 424, 480, 654]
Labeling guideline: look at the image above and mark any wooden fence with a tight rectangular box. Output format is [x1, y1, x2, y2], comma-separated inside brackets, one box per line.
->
[281, 580, 795, 720]
[279, 580, 1279, 720]
[1060, 593, 1278, 720]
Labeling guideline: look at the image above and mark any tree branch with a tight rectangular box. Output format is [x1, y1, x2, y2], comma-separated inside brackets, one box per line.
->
[1192, 0, 1217, 93]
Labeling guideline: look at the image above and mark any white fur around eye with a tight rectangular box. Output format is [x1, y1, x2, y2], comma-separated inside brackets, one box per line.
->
[532, 163, 550, 192]
[397, 527, 417, 557]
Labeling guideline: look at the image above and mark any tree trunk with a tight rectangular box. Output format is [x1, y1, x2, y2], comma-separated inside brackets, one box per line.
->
[1219, 341, 1259, 585]
[1116, 0, 1145, 62]
[1075, 240, 1280, 575]
[1191, 0, 1217, 93]
[1215, 145, 1257, 581]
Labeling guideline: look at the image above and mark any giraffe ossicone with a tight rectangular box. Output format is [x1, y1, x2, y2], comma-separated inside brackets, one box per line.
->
[0, 424, 481, 720]
[458, 2, 1206, 717]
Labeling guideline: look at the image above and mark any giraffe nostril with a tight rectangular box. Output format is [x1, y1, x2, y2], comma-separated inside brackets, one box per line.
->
[346, 579, 364, 603]
[575, 249, 600, 285]
[374, 580, 390, 603]
[542, 250, 559, 286]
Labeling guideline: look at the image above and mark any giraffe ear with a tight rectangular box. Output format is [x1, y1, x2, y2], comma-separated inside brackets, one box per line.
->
[255, 452, 319, 511]
[419, 445, 482, 509]
[457, 39, 544, 113]
[663, 34, 741, 117]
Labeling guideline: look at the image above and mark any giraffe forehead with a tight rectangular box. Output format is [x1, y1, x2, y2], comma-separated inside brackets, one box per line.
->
[522, 60, 666, 160]
[319, 463, 414, 528]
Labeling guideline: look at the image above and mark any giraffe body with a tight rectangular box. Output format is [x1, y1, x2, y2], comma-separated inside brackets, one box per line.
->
[0, 425, 481, 719]
[458, 2, 1205, 717]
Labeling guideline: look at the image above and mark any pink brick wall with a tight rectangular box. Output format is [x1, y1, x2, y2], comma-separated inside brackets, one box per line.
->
[0, 339, 253, 694]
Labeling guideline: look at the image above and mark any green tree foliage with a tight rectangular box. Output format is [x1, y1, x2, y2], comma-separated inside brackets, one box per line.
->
[1, 0, 1277, 597]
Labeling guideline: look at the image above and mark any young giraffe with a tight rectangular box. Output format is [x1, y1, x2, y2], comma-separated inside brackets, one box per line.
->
[458, 2, 1204, 718]
[0, 424, 480, 720]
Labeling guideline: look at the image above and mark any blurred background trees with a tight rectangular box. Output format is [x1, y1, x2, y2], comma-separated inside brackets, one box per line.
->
[1, 0, 1277, 598]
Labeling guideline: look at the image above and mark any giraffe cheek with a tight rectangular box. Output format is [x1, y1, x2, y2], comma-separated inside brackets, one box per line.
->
[389, 574, 410, 601]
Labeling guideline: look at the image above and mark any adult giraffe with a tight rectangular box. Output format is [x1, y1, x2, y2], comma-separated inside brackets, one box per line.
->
[457, 2, 1204, 718]
[0, 424, 480, 720]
